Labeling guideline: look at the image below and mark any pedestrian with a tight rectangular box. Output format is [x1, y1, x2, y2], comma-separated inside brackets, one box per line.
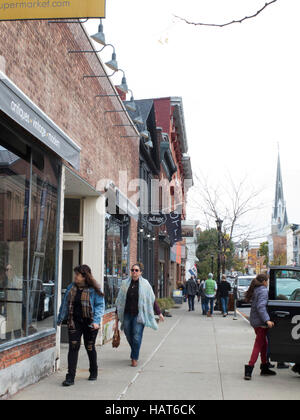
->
[57, 264, 105, 387]
[219, 274, 232, 317]
[196, 279, 201, 302]
[185, 275, 198, 311]
[197, 279, 206, 315]
[244, 274, 276, 380]
[204, 273, 217, 317]
[115, 263, 164, 367]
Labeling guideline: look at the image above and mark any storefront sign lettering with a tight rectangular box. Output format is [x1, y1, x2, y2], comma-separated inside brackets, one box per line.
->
[0, 72, 80, 169]
[144, 213, 167, 226]
[166, 211, 182, 247]
[0, 0, 106, 21]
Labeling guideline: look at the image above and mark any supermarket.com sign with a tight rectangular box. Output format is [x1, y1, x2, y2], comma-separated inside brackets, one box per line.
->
[0, 0, 105, 20]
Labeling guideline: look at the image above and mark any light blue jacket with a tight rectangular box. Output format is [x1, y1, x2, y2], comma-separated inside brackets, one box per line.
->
[57, 283, 105, 326]
[116, 277, 158, 331]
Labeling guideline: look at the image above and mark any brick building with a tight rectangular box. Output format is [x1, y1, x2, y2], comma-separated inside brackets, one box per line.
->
[153, 98, 193, 294]
[125, 96, 193, 298]
[0, 20, 140, 397]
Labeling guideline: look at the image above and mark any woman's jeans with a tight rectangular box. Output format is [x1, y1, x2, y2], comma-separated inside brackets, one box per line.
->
[188, 295, 195, 311]
[123, 313, 145, 361]
[249, 327, 268, 366]
[201, 297, 206, 314]
[221, 297, 229, 314]
[204, 297, 215, 315]
[68, 320, 99, 380]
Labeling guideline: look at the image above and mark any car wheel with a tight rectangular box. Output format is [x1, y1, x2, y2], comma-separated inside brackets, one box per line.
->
[237, 301, 242, 308]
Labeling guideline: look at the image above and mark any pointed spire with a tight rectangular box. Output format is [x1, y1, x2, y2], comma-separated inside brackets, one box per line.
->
[272, 149, 288, 233]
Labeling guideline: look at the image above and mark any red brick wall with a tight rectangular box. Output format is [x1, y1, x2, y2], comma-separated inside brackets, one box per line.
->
[0, 334, 56, 371]
[0, 21, 138, 365]
[0, 20, 139, 198]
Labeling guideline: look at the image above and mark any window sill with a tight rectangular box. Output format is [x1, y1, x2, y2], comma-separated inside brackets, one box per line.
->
[0, 328, 56, 353]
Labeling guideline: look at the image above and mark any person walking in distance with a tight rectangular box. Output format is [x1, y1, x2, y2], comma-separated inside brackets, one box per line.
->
[57, 265, 105, 387]
[204, 273, 218, 317]
[115, 263, 164, 367]
[244, 274, 276, 380]
[198, 279, 207, 315]
[219, 274, 232, 317]
[185, 275, 198, 311]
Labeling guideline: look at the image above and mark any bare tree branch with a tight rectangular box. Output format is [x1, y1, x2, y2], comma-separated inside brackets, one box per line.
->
[174, 0, 278, 28]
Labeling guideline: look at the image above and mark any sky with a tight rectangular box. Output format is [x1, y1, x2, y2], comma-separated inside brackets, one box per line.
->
[85, 0, 300, 244]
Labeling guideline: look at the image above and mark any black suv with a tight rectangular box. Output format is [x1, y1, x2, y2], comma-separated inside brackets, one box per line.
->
[267, 266, 300, 364]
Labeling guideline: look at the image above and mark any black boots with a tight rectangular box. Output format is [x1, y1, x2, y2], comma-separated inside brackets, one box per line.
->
[245, 363, 277, 380]
[62, 374, 75, 387]
[244, 365, 254, 380]
[88, 371, 98, 381]
[260, 363, 277, 376]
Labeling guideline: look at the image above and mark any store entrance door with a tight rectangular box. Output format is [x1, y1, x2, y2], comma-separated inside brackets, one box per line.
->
[61, 241, 81, 343]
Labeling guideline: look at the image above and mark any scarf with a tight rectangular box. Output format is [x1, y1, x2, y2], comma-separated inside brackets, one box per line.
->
[68, 284, 93, 329]
[116, 277, 158, 331]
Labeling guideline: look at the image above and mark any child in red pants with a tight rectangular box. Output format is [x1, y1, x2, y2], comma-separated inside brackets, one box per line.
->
[244, 274, 276, 380]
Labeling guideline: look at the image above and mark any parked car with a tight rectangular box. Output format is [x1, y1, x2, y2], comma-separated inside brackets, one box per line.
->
[236, 275, 255, 307]
[267, 266, 300, 364]
[43, 282, 55, 319]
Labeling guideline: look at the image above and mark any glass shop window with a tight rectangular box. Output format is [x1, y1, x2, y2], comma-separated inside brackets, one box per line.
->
[0, 141, 60, 345]
[63, 198, 81, 234]
[104, 214, 130, 310]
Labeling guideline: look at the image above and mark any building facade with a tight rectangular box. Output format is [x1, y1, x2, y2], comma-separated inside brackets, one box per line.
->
[0, 20, 140, 398]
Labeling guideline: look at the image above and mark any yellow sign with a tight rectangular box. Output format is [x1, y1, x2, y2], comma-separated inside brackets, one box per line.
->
[0, 0, 105, 21]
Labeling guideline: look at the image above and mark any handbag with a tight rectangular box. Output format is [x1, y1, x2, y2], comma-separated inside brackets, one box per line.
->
[112, 328, 121, 348]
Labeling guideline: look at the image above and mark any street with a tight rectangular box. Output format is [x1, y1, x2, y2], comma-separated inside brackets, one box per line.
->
[11, 303, 300, 401]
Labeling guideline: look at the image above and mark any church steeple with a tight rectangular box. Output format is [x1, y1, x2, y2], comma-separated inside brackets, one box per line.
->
[272, 151, 288, 234]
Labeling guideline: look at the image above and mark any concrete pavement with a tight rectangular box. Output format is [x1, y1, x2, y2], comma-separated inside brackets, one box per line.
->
[11, 302, 300, 400]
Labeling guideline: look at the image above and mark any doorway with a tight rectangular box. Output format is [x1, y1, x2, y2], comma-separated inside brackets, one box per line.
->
[60, 241, 81, 343]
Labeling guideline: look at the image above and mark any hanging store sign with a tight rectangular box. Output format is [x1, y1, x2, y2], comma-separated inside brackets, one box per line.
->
[166, 211, 182, 247]
[143, 213, 167, 227]
[0, 71, 80, 170]
[0, 0, 106, 21]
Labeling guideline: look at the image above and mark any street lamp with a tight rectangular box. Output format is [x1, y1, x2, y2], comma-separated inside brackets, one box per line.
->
[210, 254, 214, 274]
[216, 218, 223, 285]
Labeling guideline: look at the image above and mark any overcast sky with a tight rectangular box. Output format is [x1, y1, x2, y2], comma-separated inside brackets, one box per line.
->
[86, 0, 300, 244]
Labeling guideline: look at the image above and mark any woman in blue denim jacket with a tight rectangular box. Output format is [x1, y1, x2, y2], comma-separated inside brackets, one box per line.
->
[57, 264, 105, 387]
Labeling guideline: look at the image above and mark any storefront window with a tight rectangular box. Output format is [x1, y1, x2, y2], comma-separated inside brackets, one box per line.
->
[0, 141, 60, 345]
[63, 198, 81, 234]
[104, 214, 130, 310]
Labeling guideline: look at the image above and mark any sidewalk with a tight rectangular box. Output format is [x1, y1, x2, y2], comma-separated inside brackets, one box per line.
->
[12, 304, 300, 400]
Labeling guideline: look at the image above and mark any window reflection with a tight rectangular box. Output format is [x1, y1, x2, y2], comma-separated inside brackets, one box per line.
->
[0, 144, 59, 344]
[104, 214, 130, 310]
[275, 270, 300, 301]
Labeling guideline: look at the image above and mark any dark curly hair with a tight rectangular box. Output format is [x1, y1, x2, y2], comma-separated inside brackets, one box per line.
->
[74, 264, 104, 297]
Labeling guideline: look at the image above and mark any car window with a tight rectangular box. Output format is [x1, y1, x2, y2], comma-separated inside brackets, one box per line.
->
[275, 270, 300, 301]
[238, 278, 253, 287]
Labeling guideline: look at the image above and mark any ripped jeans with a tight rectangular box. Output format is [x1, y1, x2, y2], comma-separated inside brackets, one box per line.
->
[67, 320, 99, 380]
